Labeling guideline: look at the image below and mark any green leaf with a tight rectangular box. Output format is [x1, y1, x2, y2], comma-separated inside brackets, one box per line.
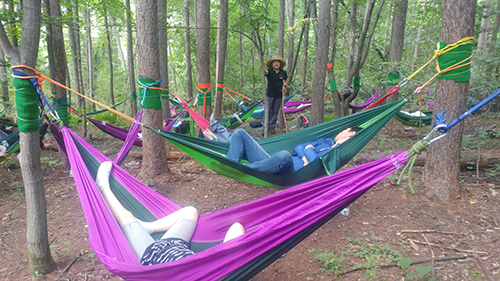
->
[416, 265, 431, 277]
[406, 271, 415, 279]
[398, 257, 412, 269]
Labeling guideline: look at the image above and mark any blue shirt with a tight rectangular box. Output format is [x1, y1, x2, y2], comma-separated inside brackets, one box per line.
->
[292, 138, 338, 171]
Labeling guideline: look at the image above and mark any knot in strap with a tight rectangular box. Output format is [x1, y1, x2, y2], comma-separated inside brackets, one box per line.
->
[396, 139, 429, 193]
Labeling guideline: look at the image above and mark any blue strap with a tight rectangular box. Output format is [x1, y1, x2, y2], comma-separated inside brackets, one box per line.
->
[138, 78, 162, 108]
[12, 69, 59, 119]
[434, 88, 500, 133]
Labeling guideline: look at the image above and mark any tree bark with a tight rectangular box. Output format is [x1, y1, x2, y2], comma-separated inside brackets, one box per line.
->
[158, 0, 171, 121]
[184, 0, 193, 99]
[278, 0, 285, 57]
[413, 0, 427, 67]
[384, 0, 408, 103]
[310, 0, 331, 126]
[104, 11, 115, 105]
[137, 0, 169, 177]
[478, 0, 493, 49]
[423, 0, 476, 202]
[124, 0, 137, 116]
[214, 0, 228, 119]
[0, 47, 9, 110]
[486, 0, 500, 75]
[85, 7, 96, 113]
[109, 16, 126, 69]
[329, 0, 342, 118]
[67, 0, 83, 110]
[0, 0, 56, 274]
[301, 0, 311, 87]
[195, 0, 212, 119]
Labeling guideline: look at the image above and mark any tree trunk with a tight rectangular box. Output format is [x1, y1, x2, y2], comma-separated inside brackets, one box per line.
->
[0, 0, 56, 275]
[239, 4, 244, 88]
[301, 0, 311, 87]
[184, 0, 193, 99]
[196, 0, 212, 119]
[67, 0, 83, 111]
[287, 0, 295, 77]
[214, 0, 228, 119]
[124, 0, 137, 116]
[478, 0, 493, 49]
[137, 0, 169, 178]
[413, 0, 427, 67]
[278, 0, 285, 57]
[486, 0, 500, 75]
[423, 0, 476, 202]
[0, 47, 9, 110]
[384, 0, 408, 104]
[158, 0, 171, 121]
[310, 0, 331, 126]
[85, 7, 96, 113]
[104, 11, 115, 105]
[329, 0, 342, 119]
[109, 17, 126, 69]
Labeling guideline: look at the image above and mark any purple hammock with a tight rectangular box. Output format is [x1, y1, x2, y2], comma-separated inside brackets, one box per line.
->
[62, 126, 409, 280]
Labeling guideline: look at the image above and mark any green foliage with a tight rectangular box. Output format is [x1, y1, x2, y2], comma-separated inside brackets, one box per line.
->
[308, 248, 346, 274]
[145, 178, 154, 186]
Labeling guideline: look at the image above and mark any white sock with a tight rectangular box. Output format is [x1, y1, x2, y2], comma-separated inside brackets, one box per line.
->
[210, 114, 217, 125]
[96, 161, 113, 191]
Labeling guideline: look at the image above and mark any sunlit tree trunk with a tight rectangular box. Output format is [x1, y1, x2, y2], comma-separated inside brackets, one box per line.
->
[158, 0, 171, 121]
[67, 0, 84, 113]
[278, 0, 285, 56]
[424, 0, 476, 202]
[104, 10, 115, 104]
[109, 16, 126, 69]
[124, 0, 137, 116]
[214, 0, 228, 119]
[413, 0, 427, 67]
[137, 0, 169, 177]
[310, 0, 331, 126]
[0, 47, 9, 110]
[196, 0, 212, 119]
[184, 0, 193, 99]
[85, 7, 96, 113]
[384, 0, 408, 104]
[329, 0, 342, 118]
[478, 0, 493, 49]
[486, 0, 500, 76]
[0, 0, 56, 274]
[300, 0, 311, 87]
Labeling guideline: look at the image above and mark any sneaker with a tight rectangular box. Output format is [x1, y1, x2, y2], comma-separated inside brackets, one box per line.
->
[210, 114, 217, 125]
[270, 127, 275, 134]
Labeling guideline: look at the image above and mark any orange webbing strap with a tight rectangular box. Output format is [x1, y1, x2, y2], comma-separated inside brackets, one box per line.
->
[11, 65, 136, 123]
[415, 54, 472, 106]
[217, 83, 252, 101]
[197, 83, 211, 116]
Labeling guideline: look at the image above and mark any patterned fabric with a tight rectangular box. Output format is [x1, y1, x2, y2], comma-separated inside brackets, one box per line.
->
[141, 238, 195, 265]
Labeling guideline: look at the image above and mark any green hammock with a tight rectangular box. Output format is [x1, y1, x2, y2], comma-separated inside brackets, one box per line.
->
[0, 122, 49, 162]
[155, 99, 407, 188]
[217, 100, 262, 129]
[394, 110, 433, 126]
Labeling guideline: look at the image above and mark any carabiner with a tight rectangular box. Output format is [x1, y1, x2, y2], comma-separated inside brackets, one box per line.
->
[423, 124, 448, 144]
[398, 77, 408, 88]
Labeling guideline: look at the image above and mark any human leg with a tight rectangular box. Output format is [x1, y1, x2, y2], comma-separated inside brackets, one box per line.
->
[268, 97, 282, 131]
[246, 150, 294, 175]
[227, 129, 270, 163]
[223, 222, 245, 242]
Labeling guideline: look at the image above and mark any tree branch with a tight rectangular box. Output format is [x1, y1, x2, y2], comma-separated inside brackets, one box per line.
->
[0, 20, 17, 62]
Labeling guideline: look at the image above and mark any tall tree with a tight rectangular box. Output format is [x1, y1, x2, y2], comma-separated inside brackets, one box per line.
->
[310, 0, 331, 126]
[196, 0, 212, 119]
[158, 0, 171, 121]
[136, 0, 169, 177]
[486, 0, 500, 75]
[384, 0, 408, 103]
[278, 0, 285, 56]
[214, 0, 229, 119]
[104, 9, 115, 104]
[0, 0, 56, 274]
[184, 0, 193, 99]
[300, 0, 311, 86]
[286, 0, 295, 77]
[67, 0, 84, 113]
[124, 0, 138, 116]
[84, 7, 96, 113]
[478, 0, 493, 49]
[329, 0, 342, 118]
[413, 0, 427, 67]
[0, 48, 9, 110]
[423, 0, 476, 201]
[109, 17, 126, 69]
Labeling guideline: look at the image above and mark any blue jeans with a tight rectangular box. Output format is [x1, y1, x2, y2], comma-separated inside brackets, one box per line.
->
[227, 129, 294, 175]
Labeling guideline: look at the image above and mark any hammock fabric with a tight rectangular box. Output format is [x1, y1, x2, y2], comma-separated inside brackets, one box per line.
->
[62, 125, 409, 281]
[394, 102, 477, 127]
[0, 122, 49, 161]
[242, 99, 312, 118]
[156, 100, 407, 188]
[216, 100, 262, 129]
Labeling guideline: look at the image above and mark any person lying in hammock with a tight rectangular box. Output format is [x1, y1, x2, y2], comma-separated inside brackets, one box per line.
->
[95, 161, 245, 265]
[227, 127, 361, 175]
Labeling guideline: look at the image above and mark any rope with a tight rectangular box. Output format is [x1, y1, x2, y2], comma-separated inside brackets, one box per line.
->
[396, 139, 429, 193]
[11, 65, 136, 123]
[406, 37, 473, 81]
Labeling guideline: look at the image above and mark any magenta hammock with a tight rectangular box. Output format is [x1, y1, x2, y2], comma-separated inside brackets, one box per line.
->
[62, 126, 408, 280]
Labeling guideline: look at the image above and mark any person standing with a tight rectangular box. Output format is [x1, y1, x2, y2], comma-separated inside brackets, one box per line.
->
[263, 56, 288, 135]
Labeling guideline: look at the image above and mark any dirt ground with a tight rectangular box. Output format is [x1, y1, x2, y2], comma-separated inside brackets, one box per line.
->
[1, 115, 499, 281]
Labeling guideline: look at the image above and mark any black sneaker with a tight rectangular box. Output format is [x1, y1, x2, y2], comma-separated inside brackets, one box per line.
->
[270, 127, 275, 134]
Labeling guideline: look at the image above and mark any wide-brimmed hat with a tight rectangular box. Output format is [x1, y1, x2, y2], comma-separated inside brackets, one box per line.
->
[266, 56, 286, 69]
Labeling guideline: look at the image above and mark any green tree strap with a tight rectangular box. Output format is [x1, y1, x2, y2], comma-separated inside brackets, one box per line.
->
[138, 78, 162, 109]
[387, 73, 400, 86]
[197, 87, 212, 106]
[353, 77, 361, 92]
[217, 81, 224, 91]
[329, 79, 338, 92]
[396, 139, 429, 193]
[56, 97, 69, 124]
[436, 42, 472, 82]
[131, 91, 137, 100]
[14, 77, 39, 133]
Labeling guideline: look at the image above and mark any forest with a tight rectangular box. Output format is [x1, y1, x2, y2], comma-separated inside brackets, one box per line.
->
[0, 0, 499, 280]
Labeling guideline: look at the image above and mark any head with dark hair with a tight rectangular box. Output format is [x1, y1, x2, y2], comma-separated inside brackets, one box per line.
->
[334, 127, 362, 144]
